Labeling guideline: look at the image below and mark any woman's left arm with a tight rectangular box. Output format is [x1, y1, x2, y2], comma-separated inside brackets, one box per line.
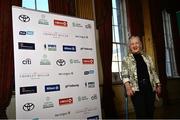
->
[148, 56, 161, 94]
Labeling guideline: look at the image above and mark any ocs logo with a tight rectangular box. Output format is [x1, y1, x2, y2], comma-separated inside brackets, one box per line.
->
[22, 58, 31, 65]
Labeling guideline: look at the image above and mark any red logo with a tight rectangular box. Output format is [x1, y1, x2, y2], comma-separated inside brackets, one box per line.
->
[54, 20, 68, 27]
[59, 97, 73, 105]
[82, 59, 94, 64]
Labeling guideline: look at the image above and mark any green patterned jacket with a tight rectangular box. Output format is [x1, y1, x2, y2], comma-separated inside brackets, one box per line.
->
[121, 52, 160, 91]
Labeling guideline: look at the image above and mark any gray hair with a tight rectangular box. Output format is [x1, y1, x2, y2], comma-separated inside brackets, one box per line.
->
[128, 36, 143, 52]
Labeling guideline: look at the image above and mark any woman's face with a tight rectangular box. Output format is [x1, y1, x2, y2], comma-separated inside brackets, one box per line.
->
[129, 37, 142, 54]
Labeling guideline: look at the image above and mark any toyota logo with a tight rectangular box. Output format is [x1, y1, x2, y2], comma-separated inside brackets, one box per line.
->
[19, 15, 30, 22]
[56, 59, 66, 66]
[23, 103, 35, 111]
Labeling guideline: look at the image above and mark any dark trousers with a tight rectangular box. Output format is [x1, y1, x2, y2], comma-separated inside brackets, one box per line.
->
[131, 81, 155, 119]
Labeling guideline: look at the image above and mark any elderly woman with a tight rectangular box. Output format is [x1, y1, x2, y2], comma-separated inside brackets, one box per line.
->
[121, 36, 161, 118]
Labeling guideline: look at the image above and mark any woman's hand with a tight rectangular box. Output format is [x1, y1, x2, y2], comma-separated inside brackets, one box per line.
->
[156, 84, 161, 97]
[125, 82, 134, 96]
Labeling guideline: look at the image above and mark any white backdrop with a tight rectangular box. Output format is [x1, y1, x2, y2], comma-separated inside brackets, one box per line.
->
[12, 6, 102, 119]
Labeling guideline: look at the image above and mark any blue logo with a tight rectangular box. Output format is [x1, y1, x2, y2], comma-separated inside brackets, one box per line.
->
[84, 70, 95, 75]
[63, 45, 76, 52]
[19, 31, 34, 35]
[45, 84, 60, 92]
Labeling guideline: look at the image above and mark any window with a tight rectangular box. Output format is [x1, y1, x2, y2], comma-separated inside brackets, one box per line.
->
[22, 0, 49, 12]
[162, 10, 179, 77]
[112, 0, 129, 83]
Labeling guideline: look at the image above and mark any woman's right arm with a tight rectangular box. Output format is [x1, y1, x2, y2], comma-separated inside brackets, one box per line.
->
[121, 59, 134, 96]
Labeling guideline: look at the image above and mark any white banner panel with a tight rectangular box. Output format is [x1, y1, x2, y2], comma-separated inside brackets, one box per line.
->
[12, 6, 102, 119]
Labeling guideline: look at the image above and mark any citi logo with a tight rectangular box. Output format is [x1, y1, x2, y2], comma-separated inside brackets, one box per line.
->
[59, 97, 73, 105]
[82, 59, 94, 64]
[54, 20, 68, 27]
[22, 58, 31, 65]
[63, 45, 76, 52]
[19, 31, 34, 35]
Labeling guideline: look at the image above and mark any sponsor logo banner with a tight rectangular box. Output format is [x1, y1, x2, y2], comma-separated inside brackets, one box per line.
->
[54, 20, 68, 27]
[59, 97, 73, 105]
[80, 47, 93, 51]
[54, 111, 71, 117]
[87, 115, 99, 120]
[78, 96, 88, 102]
[40, 54, 51, 65]
[70, 59, 80, 64]
[65, 84, 79, 88]
[84, 70, 95, 75]
[63, 45, 76, 52]
[20, 86, 37, 95]
[19, 72, 49, 79]
[23, 103, 35, 111]
[45, 84, 60, 92]
[82, 59, 94, 64]
[19, 31, 34, 35]
[85, 24, 92, 29]
[56, 59, 66, 66]
[22, 58, 31, 65]
[43, 32, 68, 38]
[38, 14, 49, 25]
[44, 44, 57, 51]
[72, 22, 83, 28]
[75, 106, 98, 114]
[91, 94, 97, 100]
[85, 82, 95, 88]
[43, 97, 54, 109]
[18, 14, 30, 22]
[58, 72, 73, 76]
[18, 42, 35, 50]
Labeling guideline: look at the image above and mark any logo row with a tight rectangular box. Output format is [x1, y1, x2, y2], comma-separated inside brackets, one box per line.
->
[23, 100, 99, 119]
[23, 95, 97, 112]
[20, 82, 95, 95]
[20, 57, 94, 66]
[19, 30, 89, 40]
[18, 42, 93, 52]
[18, 14, 92, 29]
[19, 70, 95, 80]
